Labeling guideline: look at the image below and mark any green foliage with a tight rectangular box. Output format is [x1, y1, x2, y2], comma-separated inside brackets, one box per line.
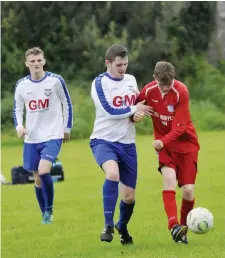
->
[1, 1, 223, 134]
[182, 55, 225, 111]
[190, 100, 225, 131]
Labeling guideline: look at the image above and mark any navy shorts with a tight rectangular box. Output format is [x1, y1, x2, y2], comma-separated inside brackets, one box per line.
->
[23, 139, 62, 171]
[90, 139, 137, 189]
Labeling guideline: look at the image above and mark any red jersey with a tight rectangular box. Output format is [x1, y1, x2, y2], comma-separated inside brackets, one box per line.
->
[136, 80, 200, 153]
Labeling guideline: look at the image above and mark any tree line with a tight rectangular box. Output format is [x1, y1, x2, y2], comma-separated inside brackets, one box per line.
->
[2, 1, 225, 134]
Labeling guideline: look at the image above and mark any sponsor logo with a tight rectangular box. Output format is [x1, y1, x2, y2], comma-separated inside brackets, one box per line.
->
[28, 98, 49, 111]
[113, 95, 136, 107]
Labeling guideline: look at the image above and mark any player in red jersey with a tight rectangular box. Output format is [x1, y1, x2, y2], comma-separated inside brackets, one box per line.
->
[135, 61, 200, 244]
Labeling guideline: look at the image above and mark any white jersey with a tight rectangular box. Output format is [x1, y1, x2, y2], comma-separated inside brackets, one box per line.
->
[90, 73, 139, 144]
[13, 72, 73, 143]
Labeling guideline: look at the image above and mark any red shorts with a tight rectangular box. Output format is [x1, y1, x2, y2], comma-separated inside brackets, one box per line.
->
[158, 148, 198, 187]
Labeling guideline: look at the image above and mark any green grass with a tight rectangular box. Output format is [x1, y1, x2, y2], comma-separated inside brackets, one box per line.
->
[1, 131, 225, 258]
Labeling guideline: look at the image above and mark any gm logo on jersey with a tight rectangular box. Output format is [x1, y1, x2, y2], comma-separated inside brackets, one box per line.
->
[113, 95, 136, 107]
[167, 105, 174, 112]
[28, 98, 49, 111]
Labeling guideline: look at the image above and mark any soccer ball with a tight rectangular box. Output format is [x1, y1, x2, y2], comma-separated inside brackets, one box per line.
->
[186, 207, 214, 234]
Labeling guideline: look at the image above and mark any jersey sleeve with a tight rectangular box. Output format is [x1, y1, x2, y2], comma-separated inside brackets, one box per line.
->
[13, 84, 24, 130]
[56, 76, 73, 133]
[161, 88, 191, 146]
[135, 82, 154, 104]
[92, 77, 137, 120]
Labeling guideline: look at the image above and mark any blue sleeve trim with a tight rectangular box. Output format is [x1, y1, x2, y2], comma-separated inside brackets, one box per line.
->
[95, 75, 131, 115]
[13, 76, 28, 127]
[13, 100, 18, 127]
[58, 76, 73, 128]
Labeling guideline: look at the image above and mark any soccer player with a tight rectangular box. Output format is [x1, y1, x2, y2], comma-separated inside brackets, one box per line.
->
[13, 47, 73, 224]
[89, 45, 151, 244]
[136, 61, 200, 244]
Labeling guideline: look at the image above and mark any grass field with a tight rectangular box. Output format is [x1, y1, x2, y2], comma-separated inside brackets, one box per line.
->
[1, 131, 225, 258]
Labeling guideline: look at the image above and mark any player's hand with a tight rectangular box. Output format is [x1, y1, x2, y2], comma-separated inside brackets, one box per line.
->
[153, 140, 164, 151]
[136, 100, 154, 116]
[63, 133, 70, 143]
[17, 126, 27, 138]
[133, 111, 145, 122]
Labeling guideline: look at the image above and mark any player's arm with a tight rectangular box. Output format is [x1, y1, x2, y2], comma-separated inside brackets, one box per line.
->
[56, 77, 73, 135]
[161, 89, 190, 146]
[13, 85, 27, 138]
[135, 84, 148, 104]
[92, 79, 137, 120]
[131, 84, 154, 122]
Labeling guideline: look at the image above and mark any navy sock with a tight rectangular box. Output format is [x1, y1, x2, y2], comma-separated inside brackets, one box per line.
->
[103, 179, 119, 226]
[34, 185, 45, 214]
[118, 200, 135, 231]
[40, 173, 54, 212]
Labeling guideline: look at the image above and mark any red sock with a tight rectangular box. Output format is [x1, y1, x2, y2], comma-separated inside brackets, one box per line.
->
[162, 190, 179, 230]
[180, 198, 195, 226]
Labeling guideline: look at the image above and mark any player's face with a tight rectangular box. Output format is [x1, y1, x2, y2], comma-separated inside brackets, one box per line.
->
[106, 56, 128, 79]
[156, 80, 174, 94]
[25, 54, 46, 74]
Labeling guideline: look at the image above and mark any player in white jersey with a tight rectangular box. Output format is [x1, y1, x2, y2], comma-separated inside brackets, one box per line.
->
[90, 45, 152, 244]
[13, 47, 73, 224]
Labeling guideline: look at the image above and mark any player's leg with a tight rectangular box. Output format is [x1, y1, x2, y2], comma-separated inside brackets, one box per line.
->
[39, 139, 62, 224]
[180, 184, 195, 225]
[101, 160, 119, 242]
[161, 166, 188, 243]
[90, 140, 119, 242]
[23, 143, 45, 216]
[116, 142, 137, 245]
[116, 183, 135, 245]
[158, 149, 188, 243]
[33, 171, 45, 215]
[161, 166, 178, 229]
[178, 152, 198, 228]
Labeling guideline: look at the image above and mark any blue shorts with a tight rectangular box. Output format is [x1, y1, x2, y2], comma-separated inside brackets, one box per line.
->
[90, 139, 137, 189]
[23, 139, 62, 171]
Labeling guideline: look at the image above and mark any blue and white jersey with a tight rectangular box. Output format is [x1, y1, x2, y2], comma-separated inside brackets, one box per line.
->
[90, 73, 139, 144]
[13, 72, 73, 143]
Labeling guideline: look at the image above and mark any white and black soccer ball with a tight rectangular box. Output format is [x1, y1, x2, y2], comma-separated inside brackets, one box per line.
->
[187, 207, 214, 234]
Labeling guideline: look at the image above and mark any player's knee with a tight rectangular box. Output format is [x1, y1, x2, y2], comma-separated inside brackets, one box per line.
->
[122, 194, 135, 204]
[162, 167, 176, 190]
[106, 171, 119, 181]
[34, 174, 42, 187]
[38, 160, 52, 174]
[164, 176, 176, 190]
[182, 184, 194, 200]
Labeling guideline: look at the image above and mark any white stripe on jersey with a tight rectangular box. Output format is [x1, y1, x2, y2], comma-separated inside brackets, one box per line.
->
[90, 73, 138, 144]
[13, 72, 73, 143]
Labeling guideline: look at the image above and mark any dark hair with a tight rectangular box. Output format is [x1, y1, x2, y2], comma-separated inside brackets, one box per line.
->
[105, 44, 128, 63]
[25, 47, 44, 59]
[154, 61, 176, 84]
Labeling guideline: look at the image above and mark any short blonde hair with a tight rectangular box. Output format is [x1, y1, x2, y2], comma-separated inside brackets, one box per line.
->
[25, 47, 44, 59]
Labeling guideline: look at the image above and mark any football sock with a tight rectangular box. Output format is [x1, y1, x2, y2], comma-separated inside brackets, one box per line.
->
[103, 179, 119, 226]
[162, 190, 179, 230]
[40, 173, 54, 212]
[180, 198, 195, 226]
[34, 185, 45, 214]
[117, 200, 135, 231]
